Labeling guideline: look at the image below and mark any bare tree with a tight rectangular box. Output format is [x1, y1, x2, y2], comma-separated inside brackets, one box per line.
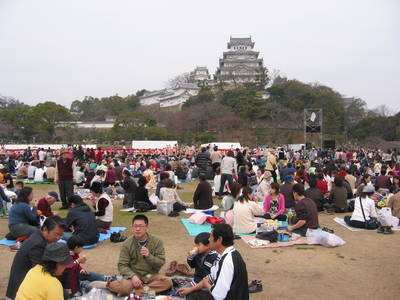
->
[371, 104, 395, 117]
[165, 72, 191, 89]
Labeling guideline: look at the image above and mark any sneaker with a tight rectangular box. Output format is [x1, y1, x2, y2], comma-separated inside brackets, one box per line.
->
[377, 226, 385, 234]
[249, 280, 263, 293]
[10, 241, 21, 252]
[383, 227, 394, 234]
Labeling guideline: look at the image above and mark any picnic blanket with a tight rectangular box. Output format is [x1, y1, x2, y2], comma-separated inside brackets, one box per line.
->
[0, 227, 127, 249]
[183, 205, 220, 214]
[241, 235, 310, 248]
[333, 217, 400, 232]
[180, 218, 255, 237]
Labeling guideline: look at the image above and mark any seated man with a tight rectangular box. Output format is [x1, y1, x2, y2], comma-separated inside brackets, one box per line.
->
[178, 223, 249, 300]
[287, 183, 319, 236]
[109, 214, 172, 296]
[63, 195, 99, 245]
[36, 191, 59, 217]
[6, 216, 66, 300]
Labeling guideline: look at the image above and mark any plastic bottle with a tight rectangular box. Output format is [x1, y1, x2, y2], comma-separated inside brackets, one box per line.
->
[148, 289, 156, 300]
[143, 286, 150, 300]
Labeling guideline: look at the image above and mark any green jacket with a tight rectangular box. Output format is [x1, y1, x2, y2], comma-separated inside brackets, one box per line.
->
[118, 234, 165, 283]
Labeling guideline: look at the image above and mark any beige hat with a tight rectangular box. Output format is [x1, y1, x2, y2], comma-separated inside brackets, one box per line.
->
[59, 148, 69, 155]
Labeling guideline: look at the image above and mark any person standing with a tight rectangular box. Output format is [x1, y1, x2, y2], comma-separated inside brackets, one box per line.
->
[178, 223, 249, 300]
[196, 147, 211, 178]
[55, 148, 76, 210]
[210, 146, 222, 177]
[218, 151, 237, 199]
[265, 149, 278, 183]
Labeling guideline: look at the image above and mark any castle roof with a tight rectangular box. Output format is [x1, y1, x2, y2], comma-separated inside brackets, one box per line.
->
[228, 37, 254, 49]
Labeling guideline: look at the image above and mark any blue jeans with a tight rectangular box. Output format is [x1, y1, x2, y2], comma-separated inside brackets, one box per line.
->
[219, 174, 233, 196]
[80, 272, 106, 281]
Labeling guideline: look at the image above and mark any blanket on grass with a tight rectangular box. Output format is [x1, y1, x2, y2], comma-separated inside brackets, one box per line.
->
[180, 218, 255, 237]
[333, 217, 400, 232]
[182, 205, 220, 214]
[241, 235, 310, 249]
[0, 227, 127, 249]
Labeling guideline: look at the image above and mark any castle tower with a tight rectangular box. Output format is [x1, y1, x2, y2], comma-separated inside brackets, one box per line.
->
[215, 37, 264, 83]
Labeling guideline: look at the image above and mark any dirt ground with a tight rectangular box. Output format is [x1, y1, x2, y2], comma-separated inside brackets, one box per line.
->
[1, 181, 399, 300]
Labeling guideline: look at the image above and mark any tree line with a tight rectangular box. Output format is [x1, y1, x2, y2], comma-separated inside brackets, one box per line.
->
[0, 76, 398, 145]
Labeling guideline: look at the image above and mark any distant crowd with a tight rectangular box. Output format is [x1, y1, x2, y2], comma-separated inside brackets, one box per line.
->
[1, 144, 400, 299]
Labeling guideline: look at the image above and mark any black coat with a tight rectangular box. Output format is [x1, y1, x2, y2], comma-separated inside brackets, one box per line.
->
[122, 176, 138, 194]
[135, 186, 153, 207]
[65, 203, 99, 245]
[6, 230, 47, 299]
[193, 181, 213, 209]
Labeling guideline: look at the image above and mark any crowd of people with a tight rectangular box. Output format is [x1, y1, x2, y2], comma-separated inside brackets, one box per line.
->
[1, 144, 400, 299]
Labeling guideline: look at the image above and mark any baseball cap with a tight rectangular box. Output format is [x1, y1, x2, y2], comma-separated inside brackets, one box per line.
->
[48, 191, 59, 201]
[42, 243, 73, 265]
[284, 175, 294, 183]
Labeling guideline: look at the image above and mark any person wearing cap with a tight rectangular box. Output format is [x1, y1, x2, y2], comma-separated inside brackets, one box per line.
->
[15, 243, 72, 300]
[55, 148, 77, 210]
[256, 170, 272, 202]
[344, 185, 378, 229]
[6, 216, 66, 299]
[36, 192, 59, 217]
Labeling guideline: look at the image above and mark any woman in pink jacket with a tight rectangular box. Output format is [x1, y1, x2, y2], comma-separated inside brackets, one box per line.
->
[263, 182, 287, 221]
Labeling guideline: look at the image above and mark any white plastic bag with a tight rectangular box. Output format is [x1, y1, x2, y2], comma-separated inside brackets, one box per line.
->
[378, 207, 399, 227]
[189, 212, 208, 225]
[149, 193, 159, 206]
[157, 200, 174, 216]
[306, 229, 346, 247]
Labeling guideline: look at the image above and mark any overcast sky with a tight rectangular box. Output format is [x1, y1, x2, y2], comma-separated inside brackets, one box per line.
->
[1, 0, 399, 112]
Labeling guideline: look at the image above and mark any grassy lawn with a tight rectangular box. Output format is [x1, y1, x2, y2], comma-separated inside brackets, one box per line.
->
[1, 181, 400, 299]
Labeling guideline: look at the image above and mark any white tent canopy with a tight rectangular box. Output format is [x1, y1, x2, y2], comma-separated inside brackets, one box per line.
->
[2, 144, 96, 150]
[131, 140, 178, 149]
[201, 142, 241, 150]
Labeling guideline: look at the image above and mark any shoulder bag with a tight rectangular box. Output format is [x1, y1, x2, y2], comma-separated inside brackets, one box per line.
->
[359, 197, 380, 230]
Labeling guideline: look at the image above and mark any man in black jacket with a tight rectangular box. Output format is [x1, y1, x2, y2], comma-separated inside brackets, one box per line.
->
[178, 224, 249, 300]
[6, 215, 66, 300]
[63, 195, 99, 245]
